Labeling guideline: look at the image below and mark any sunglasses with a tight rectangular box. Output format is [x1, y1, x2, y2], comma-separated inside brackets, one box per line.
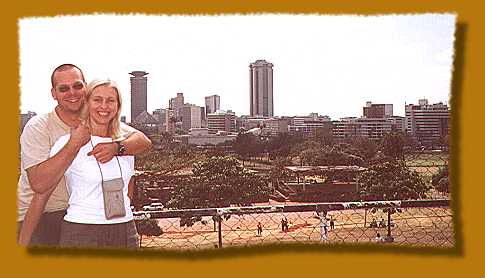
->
[56, 81, 85, 93]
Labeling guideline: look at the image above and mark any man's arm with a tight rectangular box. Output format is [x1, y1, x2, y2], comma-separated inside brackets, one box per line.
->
[120, 130, 152, 156]
[88, 129, 152, 163]
[27, 124, 90, 194]
[18, 187, 55, 246]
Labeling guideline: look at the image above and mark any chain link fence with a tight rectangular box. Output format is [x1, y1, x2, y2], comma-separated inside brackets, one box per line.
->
[134, 199, 453, 250]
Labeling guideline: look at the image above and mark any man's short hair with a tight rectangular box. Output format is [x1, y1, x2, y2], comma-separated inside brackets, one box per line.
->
[50, 64, 85, 88]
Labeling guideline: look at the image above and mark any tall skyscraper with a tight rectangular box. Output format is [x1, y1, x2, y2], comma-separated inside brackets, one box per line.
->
[130, 71, 148, 121]
[169, 92, 184, 121]
[205, 94, 220, 115]
[249, 59, 273, 117]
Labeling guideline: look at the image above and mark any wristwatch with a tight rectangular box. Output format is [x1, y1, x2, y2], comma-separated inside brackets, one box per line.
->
[115, 141, 126, 156]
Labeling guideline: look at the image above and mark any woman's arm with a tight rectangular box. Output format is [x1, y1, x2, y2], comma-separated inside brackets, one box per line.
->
[18, 186, 56, 246]
[128, 176, 135, 204]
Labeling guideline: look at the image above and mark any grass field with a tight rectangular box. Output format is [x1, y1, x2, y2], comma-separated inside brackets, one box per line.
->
[140, 206, 454, 250]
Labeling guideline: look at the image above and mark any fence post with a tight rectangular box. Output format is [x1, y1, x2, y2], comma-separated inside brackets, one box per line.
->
[385, 210, 394, 242]
[217, 216, 223, 248]
[215, 209, 223, 248]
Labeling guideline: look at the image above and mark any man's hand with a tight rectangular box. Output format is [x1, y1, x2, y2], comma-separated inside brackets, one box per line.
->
[27, 123, 89, 194]
[87, 142, 117, 163]
[67, 123, 90, 150]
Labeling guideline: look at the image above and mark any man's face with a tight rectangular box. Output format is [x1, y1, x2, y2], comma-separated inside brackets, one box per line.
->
[51, 68, 86, 114]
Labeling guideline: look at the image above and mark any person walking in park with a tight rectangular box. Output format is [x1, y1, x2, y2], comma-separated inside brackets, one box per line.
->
[375, 232, 384, 243]
[330, 217, 335, 230]
[257, 222, 263, 236]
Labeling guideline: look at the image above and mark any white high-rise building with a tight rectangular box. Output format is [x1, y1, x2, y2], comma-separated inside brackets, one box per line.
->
[182, 104, 203, 132]
[405, 99, 450, 146]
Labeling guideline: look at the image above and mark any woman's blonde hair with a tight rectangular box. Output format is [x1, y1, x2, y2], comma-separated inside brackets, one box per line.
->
[80, 79, 122, 139]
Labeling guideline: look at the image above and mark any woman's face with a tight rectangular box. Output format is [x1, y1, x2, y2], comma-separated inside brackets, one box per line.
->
[88, 85, 119, 127]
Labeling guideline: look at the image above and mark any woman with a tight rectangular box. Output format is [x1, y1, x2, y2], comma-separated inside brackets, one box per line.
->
[20, 79, 138, 248]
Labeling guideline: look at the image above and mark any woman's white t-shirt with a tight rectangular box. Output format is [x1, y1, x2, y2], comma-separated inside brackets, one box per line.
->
[50, 135, 134, 224]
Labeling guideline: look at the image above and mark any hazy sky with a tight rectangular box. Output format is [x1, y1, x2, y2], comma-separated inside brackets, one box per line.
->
[19, 14, 456, 121]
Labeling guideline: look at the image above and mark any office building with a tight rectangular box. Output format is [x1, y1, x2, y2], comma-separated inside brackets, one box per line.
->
[130, 71, 148, 121]
[264, 118, 289, 137]
[175, 128, 237, 146]
[169, 93, 184, 121]
[288, 113, 332, 137]
[249, 59, 273, 117]
[205, 95, 220, 116]
[332, 117, 392, 141]
[363, 102, 393, 118]
[207, 110, 236, 134]
[152, 108, 176, 133]
[182, 104, 203, 132]
[405, 99, 450, 146]
[152, 109, 165, 126]
[388, 116, 406, 133]
[236, 115, 290, 137]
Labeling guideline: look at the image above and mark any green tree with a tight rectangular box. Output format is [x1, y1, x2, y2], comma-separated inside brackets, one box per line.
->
[135, 143, 202, 175]
[174, 128, 187, 135]
[300, 145, 364, 166]
[233, 133, 263, 163]
[299, 145, 321, 165]
[269, 157, 294, 186]
[380, 132, 406, 160]
[357, 161, 429, 200]
[347, 137, 378, 162]
[166, 156, 270, 209]
[266, 133, 303, 160]
[314, 125, 334, 146]
[135, 219, 163, 246]
[432, 165, 449, 193]
[135, 219, 163, 236]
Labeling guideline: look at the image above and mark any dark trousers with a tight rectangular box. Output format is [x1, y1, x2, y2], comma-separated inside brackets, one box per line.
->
[60, 220, 139, 249]
[17, 210, 67, 247]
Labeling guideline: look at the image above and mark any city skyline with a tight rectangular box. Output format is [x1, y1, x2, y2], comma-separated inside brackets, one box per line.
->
[19, 14, 455, 121]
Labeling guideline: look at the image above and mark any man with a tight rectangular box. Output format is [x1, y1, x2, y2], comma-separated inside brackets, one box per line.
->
[375, 232, 384, 243]
[17, 64, 152, 246]
[379, 218, 386, 228]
